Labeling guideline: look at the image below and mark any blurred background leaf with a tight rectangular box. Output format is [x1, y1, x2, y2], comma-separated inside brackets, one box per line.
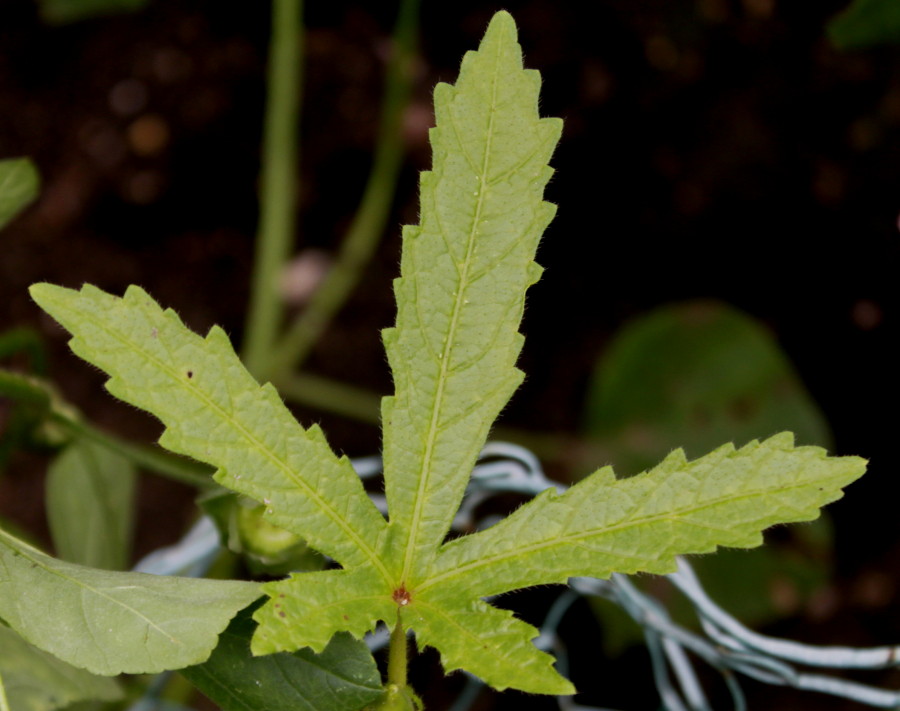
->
[583, 300, 832, 476]
[828, 0, 900, 50]
[0, 159, 39, 232]
[37, 0, 149, 25]
[46, 439, 136, 570]
[582, 300, 835, 651]
[0, 626, 121, 711]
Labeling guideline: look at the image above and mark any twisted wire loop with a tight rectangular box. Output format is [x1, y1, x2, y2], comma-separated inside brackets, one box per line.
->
[127, 442, 900, 711]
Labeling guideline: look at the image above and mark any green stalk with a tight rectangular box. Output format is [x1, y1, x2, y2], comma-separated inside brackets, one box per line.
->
[274, 371, 382, 423]
[264, 0, 420, 381]
[387, 614, 408, 689]
[0, 671, 10, 711]
[242, 0, 303, 378]
[53, 416, 216, 490]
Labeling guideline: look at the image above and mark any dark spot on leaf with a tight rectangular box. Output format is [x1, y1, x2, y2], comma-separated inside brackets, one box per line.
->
[278, 611, 286, 618]
[343, 614, 349, 620]
[186, 370, 193, 378]
[279, 593, 285, 598]
[392, 585, 411, 606]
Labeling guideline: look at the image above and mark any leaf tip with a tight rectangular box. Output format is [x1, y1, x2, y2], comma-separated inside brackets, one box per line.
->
[29, 281, 67, 307]
[484, 10, 518, 41]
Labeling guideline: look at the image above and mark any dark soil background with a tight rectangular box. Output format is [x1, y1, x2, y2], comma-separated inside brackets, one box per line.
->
[2, 0, 899, 709]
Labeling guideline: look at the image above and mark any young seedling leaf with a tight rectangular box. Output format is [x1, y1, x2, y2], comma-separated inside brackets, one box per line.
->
[0, 527, 260, 675]
[0, 626, 122, 711]
[181, 608, 384, 711]
[28, 10, 868, 698]
[0, 158, 39, 231]
[46, 439, 136, 570]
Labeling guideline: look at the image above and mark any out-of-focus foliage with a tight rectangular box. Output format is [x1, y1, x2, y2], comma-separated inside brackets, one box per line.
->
[46, 440, 136, 570]
[0, 626, 121, 711]
[584, 300, 831, 477]
[0, 159, 38, 231]
[37, 0, 148, 25]
[828, 0, 900, 49]
[583, 301, 835, 649]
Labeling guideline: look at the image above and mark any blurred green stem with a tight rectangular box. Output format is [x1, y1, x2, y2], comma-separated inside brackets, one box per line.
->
[0, 670, 11, 711]
[275, 371, 382, 422]
[242, 0, 303, 378]
[53, 417, 216, 490]
[1, 367, 214, 488]
[264, 0, 420, 381]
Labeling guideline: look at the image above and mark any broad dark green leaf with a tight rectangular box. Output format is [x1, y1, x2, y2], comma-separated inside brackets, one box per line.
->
[0, 626, 121, 711]
[46, 440, 136, 570]
[181, 609, 383, 711]
[828, 0, 900, 49]
[583, 300, 832, 476]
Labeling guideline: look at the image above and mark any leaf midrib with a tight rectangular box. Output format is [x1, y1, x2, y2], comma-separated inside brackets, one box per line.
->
[398, 36, 504, 585]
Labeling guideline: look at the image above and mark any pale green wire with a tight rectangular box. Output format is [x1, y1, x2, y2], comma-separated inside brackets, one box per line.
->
[242, 0, 303, 378]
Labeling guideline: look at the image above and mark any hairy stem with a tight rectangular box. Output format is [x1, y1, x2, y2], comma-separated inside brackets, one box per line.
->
[242, 0, 303, 377]
[264, 0, 420, 380]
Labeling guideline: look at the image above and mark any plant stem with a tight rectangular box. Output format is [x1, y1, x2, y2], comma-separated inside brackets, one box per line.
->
[242, 0, 303, 378]
[274, 371, 382, 423]
[387, 614, 408, 689]
[264, 0, 420, 381]
[0, 670, 10, 711]
[52, 415, 216, 490]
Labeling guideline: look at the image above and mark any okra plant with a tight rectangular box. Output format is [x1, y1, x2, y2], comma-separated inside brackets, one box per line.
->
[0, 10, 867, 710]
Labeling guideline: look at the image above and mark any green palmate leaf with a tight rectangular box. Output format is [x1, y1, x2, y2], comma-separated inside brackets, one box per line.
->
[27, 10, 868, 699]
[0, 158, 39, 231]
[46, 440, 136, 570]
[181, 608, 383, 711]
[28, 282, 390, 575]
[0, 626, 121, 711]
[0, 527, 260, 675]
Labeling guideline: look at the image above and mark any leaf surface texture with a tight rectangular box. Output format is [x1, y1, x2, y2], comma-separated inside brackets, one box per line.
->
[0, 527, 260, 675]
[26, 11, 868, 697]
[0, 626, 121, 711]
